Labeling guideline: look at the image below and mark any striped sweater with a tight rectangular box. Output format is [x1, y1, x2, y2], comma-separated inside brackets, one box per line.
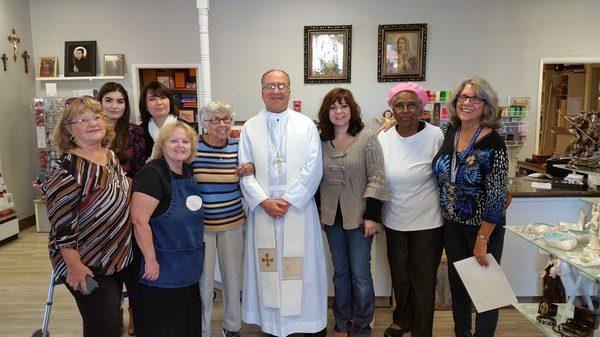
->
[192, 137, 246, 231]
[44, 151, 132, 279]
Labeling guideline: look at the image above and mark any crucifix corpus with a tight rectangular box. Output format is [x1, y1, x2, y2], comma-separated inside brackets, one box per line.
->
[8, 28, 21, 62]
[1, 54, 7, 71]
[22, 51, 30, 73]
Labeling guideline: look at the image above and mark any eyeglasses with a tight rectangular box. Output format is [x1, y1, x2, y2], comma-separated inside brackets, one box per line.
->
[457, 95, 486, 105]
[392, 102, 419, 112]
[205, 116, 233, 125]
[68, 115, 106, 126]
[262, 82, 289, 91]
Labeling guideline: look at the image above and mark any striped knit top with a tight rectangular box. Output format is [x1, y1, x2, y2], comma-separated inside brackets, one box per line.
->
[192, 137, 246, 231]
[43, 150, 133, 279]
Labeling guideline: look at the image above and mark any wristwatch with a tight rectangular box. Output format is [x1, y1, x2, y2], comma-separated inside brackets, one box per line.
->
[477, 232, 489, 242]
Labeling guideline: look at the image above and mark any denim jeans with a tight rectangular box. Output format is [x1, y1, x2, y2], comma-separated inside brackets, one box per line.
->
[444, 218, 505, 337]
[324, 221, 375, 337]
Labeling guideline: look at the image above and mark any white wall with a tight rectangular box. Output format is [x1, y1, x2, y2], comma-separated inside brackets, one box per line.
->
[0, 0, 36, 219]
[29, 0, 600, 161]
[29, 0, 201, 99]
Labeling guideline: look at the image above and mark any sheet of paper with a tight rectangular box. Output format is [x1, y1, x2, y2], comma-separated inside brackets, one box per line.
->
[453, 254, 517, 313]
[45, 83, 57, 97]
[73, 89, 95, 97]
[36, 126, 46, 149]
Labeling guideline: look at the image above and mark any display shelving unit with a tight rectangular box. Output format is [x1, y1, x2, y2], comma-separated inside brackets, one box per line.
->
[0, 158, 18, 243]
[35, 75, 125, 81]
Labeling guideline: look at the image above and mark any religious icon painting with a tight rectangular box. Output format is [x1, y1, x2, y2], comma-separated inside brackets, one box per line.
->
[103, 54, 125, 76]
[304, 25, 352, 84]
[38, 57, 58, 78]
[64, 41, 97, 77]
[378, 24, 427, 82]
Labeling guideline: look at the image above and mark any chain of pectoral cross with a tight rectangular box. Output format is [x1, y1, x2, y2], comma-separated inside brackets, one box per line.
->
[267, 118, 288, 171]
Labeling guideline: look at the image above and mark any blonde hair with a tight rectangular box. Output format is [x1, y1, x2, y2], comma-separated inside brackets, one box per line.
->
[150, 121, 198, 164]
[447, 77, 501, 129]
[53, 96, 114, 154]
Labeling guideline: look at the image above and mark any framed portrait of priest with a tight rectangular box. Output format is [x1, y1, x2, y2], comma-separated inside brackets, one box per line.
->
[304, 25, 352, 84]
[378, 24, 427, 82]
[64, 41, 97, 77]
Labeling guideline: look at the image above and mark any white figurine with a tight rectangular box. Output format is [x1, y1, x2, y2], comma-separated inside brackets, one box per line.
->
[586, 203, 600, 250]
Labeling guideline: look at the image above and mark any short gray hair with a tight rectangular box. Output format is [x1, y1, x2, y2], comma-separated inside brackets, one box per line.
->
[201, 101, 234, 129]
[447, 77, 501, 129]
[260, 69, 291, 87]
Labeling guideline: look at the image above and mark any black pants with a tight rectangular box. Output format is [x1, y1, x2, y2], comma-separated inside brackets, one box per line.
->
[64, 273, 124, 337]
[134, 281, 202, 337]
[385, 226, 444, 337]
[444, 218, 505, 337]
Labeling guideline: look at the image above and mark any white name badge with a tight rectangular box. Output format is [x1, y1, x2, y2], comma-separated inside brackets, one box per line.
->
[186, 195, 203, 211]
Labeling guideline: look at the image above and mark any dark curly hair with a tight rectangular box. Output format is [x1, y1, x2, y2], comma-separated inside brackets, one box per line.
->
[318, 88, 364, 141]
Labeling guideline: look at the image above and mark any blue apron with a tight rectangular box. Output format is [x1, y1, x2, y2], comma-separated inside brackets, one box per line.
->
[140, 161, 205, 288]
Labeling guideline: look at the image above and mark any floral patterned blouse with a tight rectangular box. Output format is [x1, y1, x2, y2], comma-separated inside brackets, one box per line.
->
[116, 124, 147, 177]
[432, 125, 508, 227]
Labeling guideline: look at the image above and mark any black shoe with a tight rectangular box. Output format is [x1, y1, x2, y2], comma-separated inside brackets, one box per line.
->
[223, 329, 240, 337]
[383, 326, 409, 337]
[305, 327, 327, 337]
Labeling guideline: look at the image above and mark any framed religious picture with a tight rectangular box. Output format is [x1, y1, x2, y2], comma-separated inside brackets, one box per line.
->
[377, 24, 427, 82]
[304, 25, 351, 84]
[38, 56, 58, 77]
[64, 41, 97, 77]
[103, 54, 125, 76]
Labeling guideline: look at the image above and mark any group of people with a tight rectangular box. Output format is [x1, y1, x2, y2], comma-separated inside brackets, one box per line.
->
[41, 68, 508, 337]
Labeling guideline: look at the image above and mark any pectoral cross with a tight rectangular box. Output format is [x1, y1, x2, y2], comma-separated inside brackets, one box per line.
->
[1, 54, 7, 71]
[7, 28, 20, 62]
[261, 253, 274, 267]
[274, 152, 285, 171]
[21, 51, 29, 73]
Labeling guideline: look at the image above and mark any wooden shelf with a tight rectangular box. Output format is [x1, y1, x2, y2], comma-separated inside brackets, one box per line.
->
[35, 75, 126, 81]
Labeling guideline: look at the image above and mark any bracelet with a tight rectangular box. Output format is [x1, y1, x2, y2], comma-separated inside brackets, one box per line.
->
[477, 232, 489, 242]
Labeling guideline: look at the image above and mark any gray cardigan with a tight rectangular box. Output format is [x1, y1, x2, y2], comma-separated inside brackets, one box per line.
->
[319, 128, 390, 230]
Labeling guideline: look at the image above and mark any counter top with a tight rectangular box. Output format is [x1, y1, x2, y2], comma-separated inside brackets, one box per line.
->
[509, 177, 600, 198]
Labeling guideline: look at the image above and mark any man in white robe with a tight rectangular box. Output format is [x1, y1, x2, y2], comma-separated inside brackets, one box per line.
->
[238, 69, 327, 337]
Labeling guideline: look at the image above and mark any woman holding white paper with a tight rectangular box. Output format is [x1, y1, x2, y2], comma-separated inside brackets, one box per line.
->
[432, 77, 508, 337]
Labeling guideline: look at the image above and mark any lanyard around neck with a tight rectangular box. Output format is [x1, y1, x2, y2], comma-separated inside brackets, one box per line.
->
[450, 125, 484, 184]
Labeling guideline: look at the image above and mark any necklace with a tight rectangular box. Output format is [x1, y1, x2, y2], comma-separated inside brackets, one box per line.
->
[203, 136, 226, 161]
[450, 125, 484, 183]
[267, 116, 288, 171]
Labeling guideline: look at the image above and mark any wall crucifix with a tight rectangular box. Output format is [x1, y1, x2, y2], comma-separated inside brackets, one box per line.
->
[1, 53, 7, 71]
[7, 28, 21, 62]
[22, 51, 30, 73]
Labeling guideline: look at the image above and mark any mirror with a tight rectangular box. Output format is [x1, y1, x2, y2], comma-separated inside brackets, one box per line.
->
[535, 57, 600, 155]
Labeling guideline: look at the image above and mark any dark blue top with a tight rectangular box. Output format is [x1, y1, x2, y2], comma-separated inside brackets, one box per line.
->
[432, 125, 508, 226]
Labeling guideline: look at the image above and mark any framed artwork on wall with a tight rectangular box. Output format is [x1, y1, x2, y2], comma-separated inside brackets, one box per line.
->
[64, 41, 97, 77]
[38, 56, 58, 77]
[103, 54, 125, 76]
[304, 25, 352, 83]
[377, 24, 427, 82]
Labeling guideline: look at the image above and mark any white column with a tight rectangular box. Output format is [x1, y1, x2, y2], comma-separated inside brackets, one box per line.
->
[196, 0, 211, 125]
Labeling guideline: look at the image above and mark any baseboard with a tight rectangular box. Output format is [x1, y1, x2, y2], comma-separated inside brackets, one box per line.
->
[19, 215, 35, 231]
